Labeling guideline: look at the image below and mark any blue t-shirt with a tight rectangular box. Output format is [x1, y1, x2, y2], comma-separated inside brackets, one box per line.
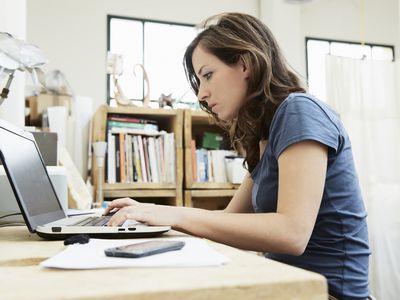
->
[251, 93, 370, 299]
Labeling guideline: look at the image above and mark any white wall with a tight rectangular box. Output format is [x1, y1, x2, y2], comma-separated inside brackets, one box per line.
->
[259, 0, 399, 80]
[260, 0, 304, 78]
[302, 0, 399, 58]
[27, 0, 399, 112]
[26, 0, 259, 111]
[0, 0, 26, 126]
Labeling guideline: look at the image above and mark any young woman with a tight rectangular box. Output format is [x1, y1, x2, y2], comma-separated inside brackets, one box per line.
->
[106, 13, 370, 300]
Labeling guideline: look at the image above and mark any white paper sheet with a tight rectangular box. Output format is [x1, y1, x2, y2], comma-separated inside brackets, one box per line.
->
[40, 237, 229, 269]
[48, 106, 67, 148]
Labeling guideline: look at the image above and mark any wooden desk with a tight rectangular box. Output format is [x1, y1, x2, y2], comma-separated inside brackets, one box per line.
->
[0, 226, 327, 300]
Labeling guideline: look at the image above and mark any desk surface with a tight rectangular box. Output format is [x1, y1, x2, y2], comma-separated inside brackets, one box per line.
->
[0, 226, 327, 300]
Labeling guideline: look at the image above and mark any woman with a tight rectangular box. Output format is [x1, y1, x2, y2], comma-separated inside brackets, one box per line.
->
[106, 13, 370, 300]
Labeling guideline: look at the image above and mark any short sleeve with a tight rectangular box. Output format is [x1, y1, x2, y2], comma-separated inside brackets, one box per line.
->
[270, 95, 340, 158]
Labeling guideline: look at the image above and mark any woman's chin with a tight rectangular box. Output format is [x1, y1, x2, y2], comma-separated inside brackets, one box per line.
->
[217, 113, 234, 122]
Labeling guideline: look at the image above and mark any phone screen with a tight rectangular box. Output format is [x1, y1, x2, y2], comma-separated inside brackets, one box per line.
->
[104, 240, 185, 258]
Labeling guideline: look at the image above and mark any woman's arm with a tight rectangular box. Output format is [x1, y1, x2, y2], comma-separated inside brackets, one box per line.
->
[223, 139, 268, 213]
[223, 172, 254, 213]
[107, 140, 327, 256]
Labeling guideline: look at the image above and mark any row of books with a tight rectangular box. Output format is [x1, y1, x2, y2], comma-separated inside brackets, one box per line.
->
[107, 114, 159, 135]
[192, 145, 237, 183]
[107, 132, 175, 184]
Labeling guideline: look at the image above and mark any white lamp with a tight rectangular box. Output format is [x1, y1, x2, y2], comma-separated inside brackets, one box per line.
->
[0, 32, 46, 105]
[93, 141, 107, 208]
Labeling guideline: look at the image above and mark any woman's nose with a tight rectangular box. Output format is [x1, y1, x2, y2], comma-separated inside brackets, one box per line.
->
[198, 86, 209, 102]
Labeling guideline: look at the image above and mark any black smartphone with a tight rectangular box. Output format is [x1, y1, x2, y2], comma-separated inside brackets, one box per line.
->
[104, 240, 185, 258]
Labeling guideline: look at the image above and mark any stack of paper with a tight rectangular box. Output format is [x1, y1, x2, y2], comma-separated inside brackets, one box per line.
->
[41, 237, 229, 269]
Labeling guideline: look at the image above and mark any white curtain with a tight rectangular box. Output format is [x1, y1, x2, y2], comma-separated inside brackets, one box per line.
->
[325, 55, 400, 300]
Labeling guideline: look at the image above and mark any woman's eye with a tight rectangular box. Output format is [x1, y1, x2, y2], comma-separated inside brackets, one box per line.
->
[204, 72, 212, 80]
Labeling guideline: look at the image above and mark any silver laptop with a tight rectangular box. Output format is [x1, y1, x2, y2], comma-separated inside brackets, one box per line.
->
[0, 119, 170, 240]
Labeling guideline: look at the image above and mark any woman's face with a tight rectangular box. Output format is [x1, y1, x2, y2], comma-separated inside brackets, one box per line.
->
[192, 45, 249, 121]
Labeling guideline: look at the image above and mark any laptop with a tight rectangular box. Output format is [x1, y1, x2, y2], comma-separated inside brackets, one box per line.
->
[0, 119, 170, 240]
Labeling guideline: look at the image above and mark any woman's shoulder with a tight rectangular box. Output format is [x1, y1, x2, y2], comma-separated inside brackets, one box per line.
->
[282, 92, 332, 109]
[268, 93, 345, 157]
[276, 92, 340, 123]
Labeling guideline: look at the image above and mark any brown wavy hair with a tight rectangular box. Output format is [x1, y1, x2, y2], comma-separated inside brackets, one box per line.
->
[183, 13, 306, 172]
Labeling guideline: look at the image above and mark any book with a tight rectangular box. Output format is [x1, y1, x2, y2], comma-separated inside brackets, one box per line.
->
[191, 139, 197, 182]
[211, 150, 227, 183]
[157, 135, 166, 182]
[108, 114, 158, 125]
[125, 135, 133, 183]
[108, 127, 160, 136]
[115, 134, 121, 183]
[196, 148, 208, 182]
[147, 137, 159, 183]
[107, 132, 116, 184]
[119, 133, 126, 183]
[207, 151, 213, 182]
[137, 135, 148, 183]
[132, 136, 142, 182]
[108, 120, 158, 132]
[142, 137, 152, 182]
[167, 133, 176, 183]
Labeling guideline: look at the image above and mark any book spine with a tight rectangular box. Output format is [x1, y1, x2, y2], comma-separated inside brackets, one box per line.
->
[119, 133, 126, 183]
[143, 137, 152, 182]
[196, 148, 207, 182]
[191, 139, 197, 182]
[108, 120, 146, 130]
[158, 136, 166, 182]
[107, 132, 116, 184]
[137, 135, 148, 183]
[168, 133, 176, 183]
[115, 135, 121, 183]
[108, 127, 160, 136]
[108, 115, 158, 125]
[147, 137, 159, 183]
[207, 150, 213, 182]
[126, 135, 133, 183]
[132, 136, 142, 182]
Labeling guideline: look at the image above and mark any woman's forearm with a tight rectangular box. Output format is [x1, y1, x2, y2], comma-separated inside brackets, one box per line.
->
[174, 207, 307, 256]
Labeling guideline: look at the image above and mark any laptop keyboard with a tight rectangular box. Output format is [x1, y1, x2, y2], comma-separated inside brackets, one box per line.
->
[70, 215, 114, 227]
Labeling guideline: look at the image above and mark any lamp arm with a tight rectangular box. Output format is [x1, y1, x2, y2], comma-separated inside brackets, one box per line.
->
[0, 71, 15, 105]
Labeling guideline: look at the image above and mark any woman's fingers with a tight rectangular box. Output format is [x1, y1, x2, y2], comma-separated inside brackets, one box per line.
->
[103, 197, 137, 215]
[107, 206, 137, 226]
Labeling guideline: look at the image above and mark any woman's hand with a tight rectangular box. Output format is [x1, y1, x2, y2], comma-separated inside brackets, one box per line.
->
[103, 197, 137, 215]
[105, 197, 185, 227]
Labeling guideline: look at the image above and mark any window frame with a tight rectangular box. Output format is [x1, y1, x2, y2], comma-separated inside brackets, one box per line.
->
[305, 36, 395, 82]
[106, 15, 195, 105]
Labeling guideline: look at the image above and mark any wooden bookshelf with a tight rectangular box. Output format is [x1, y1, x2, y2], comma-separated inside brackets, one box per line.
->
[184, 189, 236, 210]
[92, 105, 183, 206]
[183, 109, 239, 208]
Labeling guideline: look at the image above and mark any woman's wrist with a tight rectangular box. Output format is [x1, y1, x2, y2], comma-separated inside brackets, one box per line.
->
[171, 206, 195, 230]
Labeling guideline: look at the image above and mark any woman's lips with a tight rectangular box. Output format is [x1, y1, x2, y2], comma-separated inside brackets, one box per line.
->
[208, 103, 217, 112]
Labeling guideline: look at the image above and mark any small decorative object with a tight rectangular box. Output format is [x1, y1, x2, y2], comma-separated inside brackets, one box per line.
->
[107, 52, 130, 106]
[158, 93, 175, 108]
[133, 64, 151, 107]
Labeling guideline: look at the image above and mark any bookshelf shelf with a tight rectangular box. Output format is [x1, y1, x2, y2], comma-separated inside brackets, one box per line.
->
[92, 106, 240, 209]
[184, 189, 236, 210]
[104, 182, 176, 190]
[183, 109, 240, 208]
[92, 105, 183, 206]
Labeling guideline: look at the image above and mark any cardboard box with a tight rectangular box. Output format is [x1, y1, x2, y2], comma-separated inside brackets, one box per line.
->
[27, 93, 72, 124]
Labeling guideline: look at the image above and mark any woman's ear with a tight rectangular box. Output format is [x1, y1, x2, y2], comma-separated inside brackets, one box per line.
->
[239, 56, 250, 79]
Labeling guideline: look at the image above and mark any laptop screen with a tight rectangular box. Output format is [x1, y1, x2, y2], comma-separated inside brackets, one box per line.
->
[0, 122, 66, 232]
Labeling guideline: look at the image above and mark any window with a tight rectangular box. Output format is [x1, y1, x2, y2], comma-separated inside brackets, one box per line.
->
[306, 38, 395, 101]
[107, 16, 197, 106]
